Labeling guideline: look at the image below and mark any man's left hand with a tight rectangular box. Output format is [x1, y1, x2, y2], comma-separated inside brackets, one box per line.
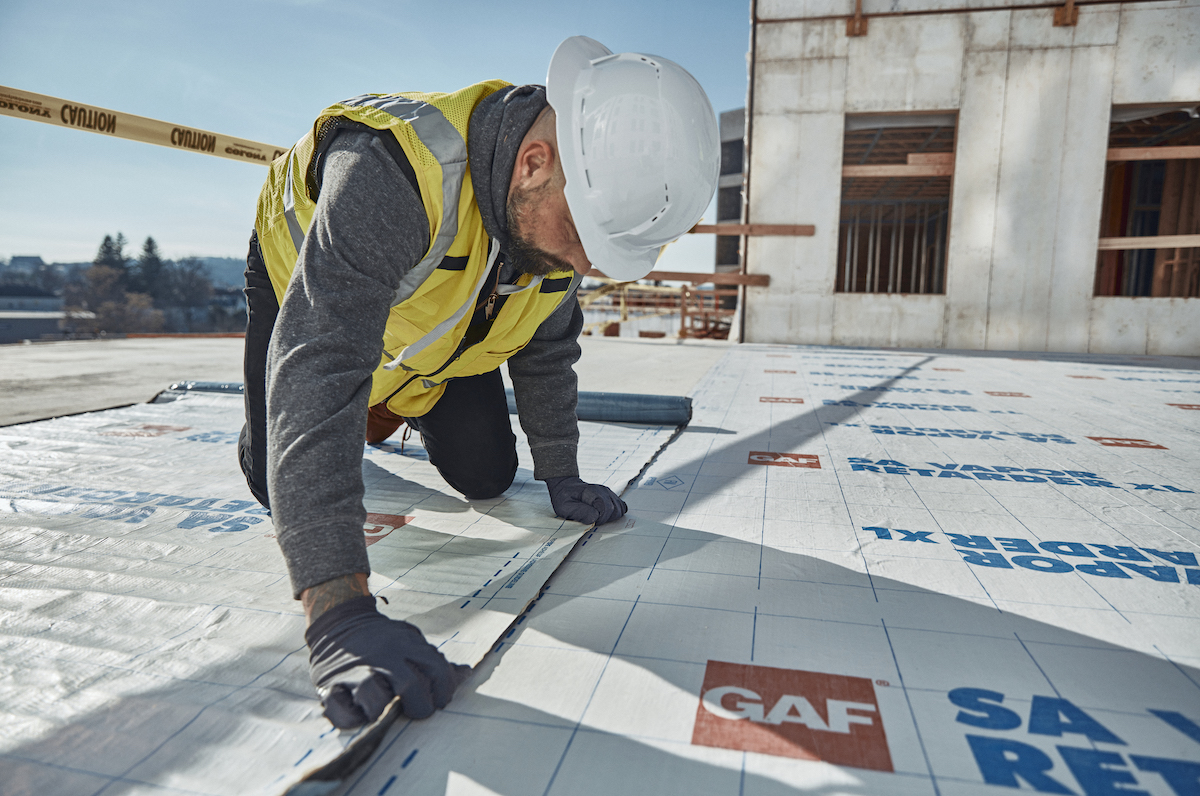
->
[545, 476, 627, 526]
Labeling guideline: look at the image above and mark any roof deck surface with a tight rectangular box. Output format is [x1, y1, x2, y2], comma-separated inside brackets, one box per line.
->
[1, 338, 1197, 795]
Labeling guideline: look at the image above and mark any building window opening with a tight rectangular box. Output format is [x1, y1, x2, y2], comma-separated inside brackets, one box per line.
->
[837, 113, 956, 295]
[720, 139, 744, 176]
[715, 108, 746, 272]
[1095, 106, 1200, 298]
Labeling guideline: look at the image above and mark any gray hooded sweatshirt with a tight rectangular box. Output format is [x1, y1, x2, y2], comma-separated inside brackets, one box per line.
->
[264, 85, 583, 598]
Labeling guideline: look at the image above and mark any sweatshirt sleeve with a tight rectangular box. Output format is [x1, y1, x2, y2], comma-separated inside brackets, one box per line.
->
[265, 130, 429, 598]
[506, 288, 584, 481]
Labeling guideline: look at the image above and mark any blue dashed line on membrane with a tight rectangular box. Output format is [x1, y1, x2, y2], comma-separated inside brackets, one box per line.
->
[293, 749, 312, 767]
[402, 749, 419, 768]
[460, 600, 471, 608]
[378, 774, 397, 795]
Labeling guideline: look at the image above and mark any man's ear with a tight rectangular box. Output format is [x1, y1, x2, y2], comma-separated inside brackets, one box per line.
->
[512, 139, 556, 191]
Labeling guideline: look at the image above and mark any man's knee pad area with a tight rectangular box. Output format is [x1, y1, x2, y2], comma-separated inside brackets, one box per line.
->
[454, 467, 518, 501]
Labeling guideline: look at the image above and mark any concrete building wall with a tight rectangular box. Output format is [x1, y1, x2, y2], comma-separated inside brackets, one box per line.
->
[743, 0, 1200, 354]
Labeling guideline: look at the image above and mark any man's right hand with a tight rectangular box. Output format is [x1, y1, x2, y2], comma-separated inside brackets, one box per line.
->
[303, 585, 470, 728]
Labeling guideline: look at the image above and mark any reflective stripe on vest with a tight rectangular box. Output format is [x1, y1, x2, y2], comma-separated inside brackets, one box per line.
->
[339, 94, 468, 308]
[282, 158, 305, 254]
[279, 93, 471, 308]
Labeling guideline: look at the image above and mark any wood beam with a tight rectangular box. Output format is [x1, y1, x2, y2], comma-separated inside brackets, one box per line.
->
[842, 163, 954, 178]
[908, 152, 954, 165]
[586, 269, 770, 286]
[689, 224, 815, 236]
[1097, 234, 1200, 251]
[1107, 146, 1200, 162]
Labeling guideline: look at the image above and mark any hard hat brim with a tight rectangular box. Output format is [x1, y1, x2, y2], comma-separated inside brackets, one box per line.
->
[547, 36, 612, 99]
[588, 242, 660, 283]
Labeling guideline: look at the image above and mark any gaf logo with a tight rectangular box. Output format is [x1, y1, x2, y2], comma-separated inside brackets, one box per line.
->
[748, 451, 820, 468]
[99, 423, 191, 437]
[363, 513, 412, 547]
[691, 661, 892, 771]
[1087, 436, 1168, 450]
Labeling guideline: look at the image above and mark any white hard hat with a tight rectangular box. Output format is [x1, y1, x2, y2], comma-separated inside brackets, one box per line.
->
[546, 36, 720, 282]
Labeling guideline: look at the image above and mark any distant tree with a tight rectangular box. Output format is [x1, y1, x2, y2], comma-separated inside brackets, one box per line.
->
[96, 292, 164, 333]
[155, 256, 214, 332]
[82, 265, 126, 307]
[131, 236, 167, 300]
[93, 233, 129, 270]
[164, 257, 213, 308]
[31, 263, 66, 295]
[64, 233, 166, 333]
[92, 232, 132, 293]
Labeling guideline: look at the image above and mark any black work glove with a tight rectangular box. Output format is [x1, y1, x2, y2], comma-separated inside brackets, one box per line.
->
[545, 476, 628, 526]
[305, 596, 471, 728]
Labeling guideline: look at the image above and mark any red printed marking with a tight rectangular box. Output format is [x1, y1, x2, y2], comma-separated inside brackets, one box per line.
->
[1087, 437, 1168, 450]
[364, 513, 414, 546]
[760, 397, 805, 404]
[100, 424, 191, 437]
[764, 370, 797, 374]
[692, 660, 893, 771]
[1168, 404, 1200, 410]
[932, 368, 962, 372]
[1068, 375, 1105, 380]
[985, 391, 1029, 398]
[749, 451, 820, 468]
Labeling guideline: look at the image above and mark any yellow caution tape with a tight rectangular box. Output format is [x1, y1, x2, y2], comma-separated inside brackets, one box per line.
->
[0, 84, 287, 166]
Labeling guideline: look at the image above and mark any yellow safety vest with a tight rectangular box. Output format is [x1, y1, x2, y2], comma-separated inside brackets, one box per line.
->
[255, 82, 580, 417]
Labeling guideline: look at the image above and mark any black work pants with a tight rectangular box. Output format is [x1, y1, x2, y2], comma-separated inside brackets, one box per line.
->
[238, 232, 518, 509]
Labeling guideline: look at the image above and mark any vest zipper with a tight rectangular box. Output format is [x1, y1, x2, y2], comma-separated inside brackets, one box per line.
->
[484, 266, 501, 319]
[384, 255, 507, 404]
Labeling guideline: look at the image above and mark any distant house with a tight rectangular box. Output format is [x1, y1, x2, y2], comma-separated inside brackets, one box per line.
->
[6, 256, 46, 273]
[0, 284, 63, 311]
[0, 285, 66, 344]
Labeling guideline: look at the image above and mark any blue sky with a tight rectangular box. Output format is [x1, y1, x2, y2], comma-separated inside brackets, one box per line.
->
[0, 0, 750, 271]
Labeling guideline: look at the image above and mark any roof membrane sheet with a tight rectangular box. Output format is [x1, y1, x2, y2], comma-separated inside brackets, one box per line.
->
[2, 344, 1199, 795]
[323, 346, 1200, 796]
[0, 390, 675, 795]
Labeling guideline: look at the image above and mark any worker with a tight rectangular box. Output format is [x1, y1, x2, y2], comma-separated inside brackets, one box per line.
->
[238, 36, 719, 730]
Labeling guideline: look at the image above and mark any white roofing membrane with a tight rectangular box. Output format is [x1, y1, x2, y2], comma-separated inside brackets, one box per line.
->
[2, 345, 1199, 795]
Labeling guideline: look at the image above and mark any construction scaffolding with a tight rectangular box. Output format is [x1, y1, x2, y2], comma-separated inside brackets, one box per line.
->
[577, 272, 756, 341]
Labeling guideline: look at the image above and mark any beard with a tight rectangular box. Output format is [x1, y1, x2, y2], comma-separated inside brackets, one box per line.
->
[506, 185, 577, 277]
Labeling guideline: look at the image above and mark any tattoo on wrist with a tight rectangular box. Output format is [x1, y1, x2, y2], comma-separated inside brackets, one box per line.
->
[302, 573, 370, 624]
